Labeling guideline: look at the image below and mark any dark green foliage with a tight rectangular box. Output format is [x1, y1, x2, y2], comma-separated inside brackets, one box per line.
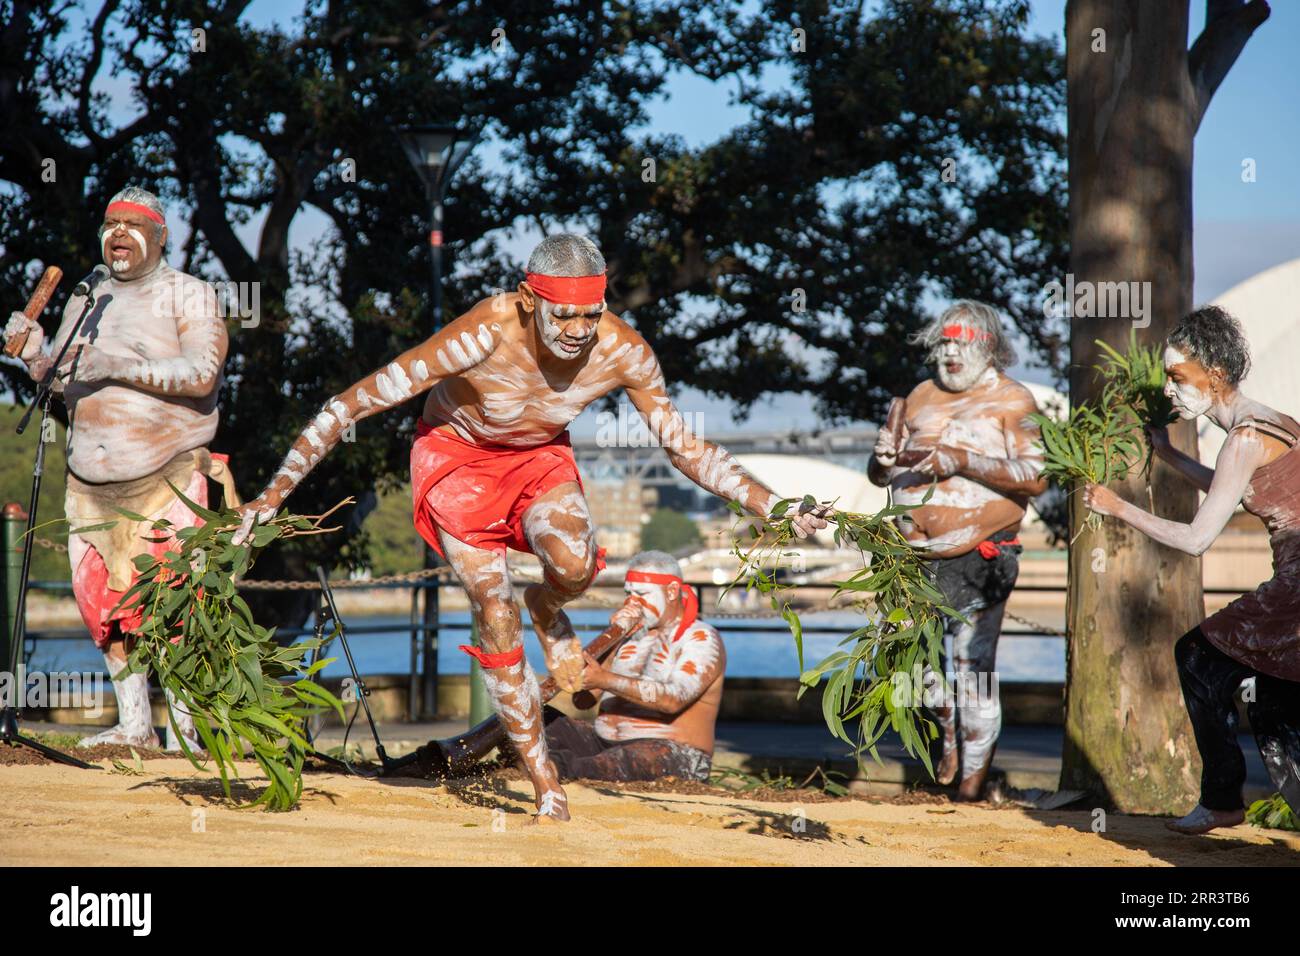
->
[726, 491, 955, 777]
[639, 509, 702, 554]
[118, 490, 346, 811]
[1030, 332, 1172, 534]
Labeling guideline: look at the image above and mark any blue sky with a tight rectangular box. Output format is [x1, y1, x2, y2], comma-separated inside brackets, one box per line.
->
[69, 0, 1300, 430]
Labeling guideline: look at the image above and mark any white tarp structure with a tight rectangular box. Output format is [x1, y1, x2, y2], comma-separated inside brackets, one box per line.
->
[1197, 257, 1300, 466]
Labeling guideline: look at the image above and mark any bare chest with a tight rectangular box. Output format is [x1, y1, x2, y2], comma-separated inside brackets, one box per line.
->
[450, 345, 621, 434]
[77, 289, 183, 360]
[609, 633, 677, 682]
[908, 396, 1008, 455]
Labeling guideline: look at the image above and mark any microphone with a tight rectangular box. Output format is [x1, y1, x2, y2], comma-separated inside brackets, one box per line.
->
[72, 264, 111, 298]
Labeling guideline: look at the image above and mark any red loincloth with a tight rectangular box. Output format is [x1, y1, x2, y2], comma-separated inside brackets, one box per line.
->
[72, 467, 211, 649]
[411, 421, 605, 570]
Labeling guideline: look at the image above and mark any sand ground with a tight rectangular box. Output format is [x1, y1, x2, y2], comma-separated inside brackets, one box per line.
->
[2, 758, 1298, 866]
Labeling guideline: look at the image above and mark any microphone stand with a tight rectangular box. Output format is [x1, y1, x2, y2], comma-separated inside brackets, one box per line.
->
[2, 287, 101, 768]
[302, 565, 395, 777]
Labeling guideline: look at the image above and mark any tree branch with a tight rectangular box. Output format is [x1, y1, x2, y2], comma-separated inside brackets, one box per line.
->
[77, 0, 122, 149]
[1188, 0, 1270, 131]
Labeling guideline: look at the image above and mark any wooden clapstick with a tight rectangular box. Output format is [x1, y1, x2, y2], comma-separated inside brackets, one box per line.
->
[883, 396, 906, 447]
[4, 266, 63, 358]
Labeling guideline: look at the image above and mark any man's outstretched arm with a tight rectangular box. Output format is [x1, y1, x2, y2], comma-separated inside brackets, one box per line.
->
[622, 345, 829, 538]
[239, 303, 505, 527]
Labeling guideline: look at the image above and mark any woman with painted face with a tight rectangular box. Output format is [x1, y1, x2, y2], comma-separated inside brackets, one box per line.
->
[1083, 306, 1300, 834]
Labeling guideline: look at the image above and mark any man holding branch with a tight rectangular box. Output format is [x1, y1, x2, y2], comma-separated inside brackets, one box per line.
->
[869, 301, 1046, 800]
[237, 233, 827, 821]
[4, 186, 232, 750]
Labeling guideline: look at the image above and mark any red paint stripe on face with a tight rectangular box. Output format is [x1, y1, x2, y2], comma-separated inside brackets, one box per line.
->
[941, 324, 992, 343]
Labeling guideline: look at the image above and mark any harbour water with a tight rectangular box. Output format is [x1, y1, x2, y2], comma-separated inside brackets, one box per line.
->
[26, 608, 1066, 682]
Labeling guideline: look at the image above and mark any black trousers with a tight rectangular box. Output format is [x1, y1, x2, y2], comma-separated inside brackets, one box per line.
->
[541, 708, 712, 783]
[1175, 627, 1300, 812]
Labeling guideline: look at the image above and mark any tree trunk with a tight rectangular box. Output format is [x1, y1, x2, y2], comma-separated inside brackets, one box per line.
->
[1060, 0, 1204, 811]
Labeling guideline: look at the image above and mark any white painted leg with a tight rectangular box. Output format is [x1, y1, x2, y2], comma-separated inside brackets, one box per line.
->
[79, 652, 159, 748]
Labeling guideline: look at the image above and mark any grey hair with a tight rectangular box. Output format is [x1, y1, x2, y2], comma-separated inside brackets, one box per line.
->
[106, 185, 166, 241]
[909, 300, 1018, 370]
[627, 550, 683, 580]
[1169, 305, 1252, 387]
[526, 233, 606, 277]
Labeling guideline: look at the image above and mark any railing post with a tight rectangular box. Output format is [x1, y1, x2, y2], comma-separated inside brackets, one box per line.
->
[2, 503, 27, 676]
[408, 584, 420, 723]
[420, 565, 439, 719]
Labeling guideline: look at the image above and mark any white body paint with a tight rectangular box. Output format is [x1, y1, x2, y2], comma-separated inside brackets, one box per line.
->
[50, 261, 226, 484]
[78, 653, 156, 747]
[595, 620, 725, 745]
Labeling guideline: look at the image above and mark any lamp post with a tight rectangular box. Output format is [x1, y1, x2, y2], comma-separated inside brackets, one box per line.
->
[395, 124, 479, 722]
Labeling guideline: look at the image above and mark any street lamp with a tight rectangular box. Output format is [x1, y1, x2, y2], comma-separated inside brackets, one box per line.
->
[395, 124, 479, 330]
[394, 123, 479, 722]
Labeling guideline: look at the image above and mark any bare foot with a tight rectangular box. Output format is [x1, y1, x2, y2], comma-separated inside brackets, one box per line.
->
[528, 789, 571, 824]
[1166, 804, 1245, 835]
[936, 743, 959, 786]
[78, 726, 160, 749]
[954, 765, 990, 802]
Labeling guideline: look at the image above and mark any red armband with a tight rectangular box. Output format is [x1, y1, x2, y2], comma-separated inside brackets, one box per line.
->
[459, 644, 524, 669]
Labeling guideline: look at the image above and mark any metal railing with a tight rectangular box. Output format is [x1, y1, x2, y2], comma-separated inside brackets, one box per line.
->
[3, 497, 1263, 723]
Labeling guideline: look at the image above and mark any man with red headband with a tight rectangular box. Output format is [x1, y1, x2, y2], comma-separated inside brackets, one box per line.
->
[238, 233, 825, 821]
[868, 300, 1046, 800]
[3, 185, 232, 751]
[540, 550, 725, 782]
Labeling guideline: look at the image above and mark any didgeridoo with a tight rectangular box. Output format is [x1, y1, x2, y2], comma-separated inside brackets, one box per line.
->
[4, 266, 63, 358]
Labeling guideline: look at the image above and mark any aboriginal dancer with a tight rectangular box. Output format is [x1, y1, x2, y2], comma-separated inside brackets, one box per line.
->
[541, 550, 725, 783]
[3, 186, 234, 750]
[868, 301, 1046, 800]
[1084, 306, 1300, 834]
[238, 234, 827, 821]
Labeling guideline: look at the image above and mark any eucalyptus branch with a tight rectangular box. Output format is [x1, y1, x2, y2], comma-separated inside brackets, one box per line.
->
[1032, 330, 1174, 537]
[726, 491, 956, 776]
[114, 489, 350, 810]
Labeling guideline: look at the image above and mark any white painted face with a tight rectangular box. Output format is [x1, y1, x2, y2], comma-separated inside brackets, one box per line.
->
[1163, 345, 1213, 420]
[98, 213, 161, 279]
[935, 334, 992, 392]
[625, 579, 671, 629]
[536, 298, 602, 360]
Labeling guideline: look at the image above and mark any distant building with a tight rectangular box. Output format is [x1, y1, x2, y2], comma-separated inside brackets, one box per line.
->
[584, 476, 647, 558]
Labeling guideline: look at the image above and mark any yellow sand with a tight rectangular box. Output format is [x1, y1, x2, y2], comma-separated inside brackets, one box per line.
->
[2, 759, 1297, 866]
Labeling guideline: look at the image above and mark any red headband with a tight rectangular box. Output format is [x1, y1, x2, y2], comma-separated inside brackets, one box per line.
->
[525, 272, 606, 305]
[625, 570, 680, 586]
[105, 201, 164, 226]
[941, 323, 993, 343]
